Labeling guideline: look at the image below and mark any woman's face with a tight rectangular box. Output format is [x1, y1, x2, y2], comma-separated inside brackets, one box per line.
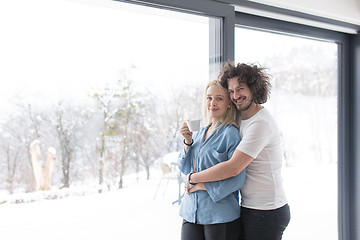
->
[206, 84, 230, 122]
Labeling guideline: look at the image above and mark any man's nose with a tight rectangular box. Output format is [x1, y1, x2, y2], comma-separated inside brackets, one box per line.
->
[233, 91, 240, 99]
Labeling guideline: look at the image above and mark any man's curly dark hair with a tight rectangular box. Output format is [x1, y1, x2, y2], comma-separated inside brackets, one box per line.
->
[218, 61, 271, 104]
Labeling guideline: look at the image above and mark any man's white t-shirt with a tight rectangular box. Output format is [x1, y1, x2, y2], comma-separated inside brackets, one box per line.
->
[237, 108, 287, 210]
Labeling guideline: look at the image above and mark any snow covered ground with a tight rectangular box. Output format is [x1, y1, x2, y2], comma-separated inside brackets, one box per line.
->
[0, 163, 337, 240]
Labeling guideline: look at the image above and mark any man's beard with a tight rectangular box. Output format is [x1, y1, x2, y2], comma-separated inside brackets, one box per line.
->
[236, 98, 254, 112]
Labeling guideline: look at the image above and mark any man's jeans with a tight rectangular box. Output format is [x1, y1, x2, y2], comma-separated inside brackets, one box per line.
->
[239, 204, 291, 240]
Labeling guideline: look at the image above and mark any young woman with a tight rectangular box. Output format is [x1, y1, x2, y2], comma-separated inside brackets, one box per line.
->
[178, 80, 246, 240]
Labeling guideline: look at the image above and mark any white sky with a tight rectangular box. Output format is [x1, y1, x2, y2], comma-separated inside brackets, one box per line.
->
[0, 0, 209, 107]
[235, 27, 338, 65]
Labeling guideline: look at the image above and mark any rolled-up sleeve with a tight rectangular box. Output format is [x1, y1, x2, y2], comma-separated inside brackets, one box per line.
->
[178, 129, 203, 174]
[178, 147, 193, 175]
[204, 169, 246, 203]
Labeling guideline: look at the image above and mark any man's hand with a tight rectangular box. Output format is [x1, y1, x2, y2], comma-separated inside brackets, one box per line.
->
[187, 182, 206, 193]
[184, 173, 195, 192]
[184, 173, 206, 194]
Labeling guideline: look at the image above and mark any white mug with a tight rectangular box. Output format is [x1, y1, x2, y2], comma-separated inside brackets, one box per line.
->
[186, 120, 200, 132]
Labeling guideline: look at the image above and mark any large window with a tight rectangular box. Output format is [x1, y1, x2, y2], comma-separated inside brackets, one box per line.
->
[0, 1, 222, 239]
[235, 27, 338, 239]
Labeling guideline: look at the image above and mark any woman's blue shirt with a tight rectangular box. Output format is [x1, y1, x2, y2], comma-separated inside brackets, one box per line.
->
[178, 123, 246, 224]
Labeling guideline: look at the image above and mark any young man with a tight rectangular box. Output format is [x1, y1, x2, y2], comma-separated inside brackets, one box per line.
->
[186, 62, 290, 240]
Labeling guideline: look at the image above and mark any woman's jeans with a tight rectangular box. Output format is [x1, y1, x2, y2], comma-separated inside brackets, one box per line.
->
[181, 217, 241, 240]
[239, 204, 291, 240]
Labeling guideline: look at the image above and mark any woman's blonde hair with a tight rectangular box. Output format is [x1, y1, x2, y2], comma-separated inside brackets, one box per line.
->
[203, 79, 238, 130]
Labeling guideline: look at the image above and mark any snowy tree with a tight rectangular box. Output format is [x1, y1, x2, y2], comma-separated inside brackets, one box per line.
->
[158, 82, 204, 154]
[126, 90, 160, 181]
[0, 131, 22, 193]
[91, 68, 145, 190]
[53, 101, 92, 188]
[92, 87, 117, 191]
[0, 102, 51, 192]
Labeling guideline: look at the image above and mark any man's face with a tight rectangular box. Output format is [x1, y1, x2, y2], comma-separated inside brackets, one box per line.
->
[228, 77, 253, 112]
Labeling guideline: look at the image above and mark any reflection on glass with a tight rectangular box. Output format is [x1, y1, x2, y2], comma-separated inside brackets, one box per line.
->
[235, 27, 338, 239]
